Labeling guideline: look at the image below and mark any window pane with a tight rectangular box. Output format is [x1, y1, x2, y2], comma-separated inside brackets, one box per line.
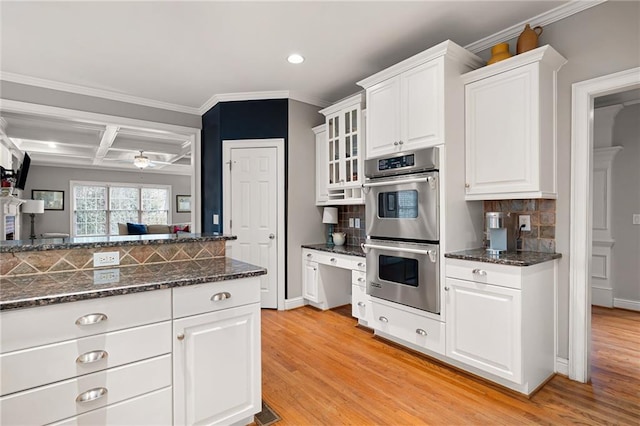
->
[142, 188, 169, 226]
[74, 186, 107, 236]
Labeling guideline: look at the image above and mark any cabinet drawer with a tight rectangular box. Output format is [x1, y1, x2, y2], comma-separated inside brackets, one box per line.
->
[0, 354, 171, 426]
[352, 270, 366, 287]
[1, 321, 171, 396]
[371, 301, 445, 355]
[0, 289, 171, 354]
[50, 387, 172, 426]
[173, 277, 260, 319]
[353, 258, 367, 272]
[445, 259, 522, 289]
[351, 284, 372, 324]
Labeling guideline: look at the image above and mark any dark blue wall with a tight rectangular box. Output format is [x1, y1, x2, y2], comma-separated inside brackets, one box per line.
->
[201, 99, 288, 233]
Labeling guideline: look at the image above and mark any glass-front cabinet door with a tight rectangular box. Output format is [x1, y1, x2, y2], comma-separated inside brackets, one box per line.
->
[326, 102, 362, 189]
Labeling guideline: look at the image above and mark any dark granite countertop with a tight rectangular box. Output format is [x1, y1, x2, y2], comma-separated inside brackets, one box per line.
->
[0, 233, 235, 253]
[0, 257, 266, 311]
[302, 243, 366, 258]
[445, 248, 561, 266]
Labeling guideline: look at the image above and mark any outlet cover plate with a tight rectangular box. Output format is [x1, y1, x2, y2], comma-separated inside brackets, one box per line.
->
[93, 269, 120, 285]
[93, 251, 120, 268]
[519, 215, 531, 231]
[354, 218, 361, 229]
[348, 218, 354, 227]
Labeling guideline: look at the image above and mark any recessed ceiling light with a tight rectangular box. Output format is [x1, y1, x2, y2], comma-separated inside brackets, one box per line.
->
[287, 54, 304, 64]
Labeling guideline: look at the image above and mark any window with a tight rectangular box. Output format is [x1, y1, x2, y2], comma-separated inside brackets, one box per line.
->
[71, 181, 171, 236]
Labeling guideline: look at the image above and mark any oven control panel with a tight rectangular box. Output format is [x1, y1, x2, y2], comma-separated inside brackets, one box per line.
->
[365, 147, 439, 178]
[377, 154, 415, 171]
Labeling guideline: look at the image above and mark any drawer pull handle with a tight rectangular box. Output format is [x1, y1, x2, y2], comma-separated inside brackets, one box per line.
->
[76, 387, 108, 403]
[357, 302, 366, 308]
[357, 262, 365, 268]
[416, 328, 428, 336]
[76, 350, 108, 364]
[472, 268, 487, 276]
[307, 253, 312, 258]
[211, 292, 231, 301]
[330, 258, 337, 262]
[379, 316, 388, 323]
[357, 277, 365, 283]
[177, 333, 185, 341]
[75, 313, 108, 326]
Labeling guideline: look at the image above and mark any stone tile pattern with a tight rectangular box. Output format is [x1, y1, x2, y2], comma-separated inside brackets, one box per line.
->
[301, 243, 366, 258]
[1, 257, 267, 311]
[445, 248, 561, 267]
[483, 199, 556, 253]
[334, 205, 366, 247]
[0, 241, 226, 277]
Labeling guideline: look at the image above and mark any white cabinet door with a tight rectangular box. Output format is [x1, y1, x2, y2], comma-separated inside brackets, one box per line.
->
[401, 59, 442, 150]
[302, 261, 319, 302]
[445, 277, 522, 383]
[314, 125, 328, 205]
[366, 77, 401, 159]
[173, 303, 261, 426]
[465, 64, 537, 197]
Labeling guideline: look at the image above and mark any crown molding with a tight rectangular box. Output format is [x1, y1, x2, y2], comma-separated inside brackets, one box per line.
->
[198, 90, 330, 115]
[0, 72, 202, 116]
[464, 0, 607, 53]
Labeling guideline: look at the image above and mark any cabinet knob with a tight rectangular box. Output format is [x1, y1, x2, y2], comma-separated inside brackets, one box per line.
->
[330, 258, 337, 263]
[307, 253, 312, 258]
[76, 350, 108, 364]
[393, 141, 399, 146]
[379, 316, 389, 323]
[357, 262, 365, 268]
[76, 387, 108, 403]
[398, 141, 404, 145]
[416, 328, 427, 336]
[357, 277, 365, 283]
[444, 286, 450, 291]
[177, 333, 185, 341]
[472, 268, 487, 276]
[464, 183, 470, 188]
[75, 313, 108, 326]
[357, 302, 366, 308]
[211, 292, 232, 301]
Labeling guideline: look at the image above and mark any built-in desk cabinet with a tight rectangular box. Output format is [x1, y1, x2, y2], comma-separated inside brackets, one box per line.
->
[445, 258, 555, 394]
[462, 45, 567, 200]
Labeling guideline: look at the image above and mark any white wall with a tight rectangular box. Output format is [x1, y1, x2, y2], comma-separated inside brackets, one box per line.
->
[21, 165, 191, 239]
[611, 104, 640, 307]
[287, 99, 324, 299]
[476, 1, 640, 358]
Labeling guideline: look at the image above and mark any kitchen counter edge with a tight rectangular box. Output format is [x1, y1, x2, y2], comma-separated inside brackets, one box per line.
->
[444, 248, 561, 266]
[302, 243, 366, 257]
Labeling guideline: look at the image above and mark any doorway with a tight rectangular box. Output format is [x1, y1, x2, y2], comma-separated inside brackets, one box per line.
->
[569, 67, 640, 382]
[222, 139, 285, 310]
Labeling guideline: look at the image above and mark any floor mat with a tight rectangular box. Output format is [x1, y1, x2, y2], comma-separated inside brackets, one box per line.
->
[254, 400, 281, 426]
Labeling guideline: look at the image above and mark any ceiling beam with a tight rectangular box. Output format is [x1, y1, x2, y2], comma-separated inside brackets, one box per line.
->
[93, 125, 119, 165]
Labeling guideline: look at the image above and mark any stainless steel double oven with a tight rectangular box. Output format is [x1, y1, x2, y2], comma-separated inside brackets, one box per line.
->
[362, 147, 440, 314]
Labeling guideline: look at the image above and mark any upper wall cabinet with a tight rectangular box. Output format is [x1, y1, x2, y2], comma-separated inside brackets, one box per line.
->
[358, 40, 483, 159]
[317, 93, 365, 205]
[462, 45, 567, 200]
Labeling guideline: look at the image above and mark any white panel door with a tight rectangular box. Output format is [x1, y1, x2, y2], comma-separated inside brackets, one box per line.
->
[228, 147, 278, 308]
[401, 59, 442, 149]
[366, 77, 401, 159]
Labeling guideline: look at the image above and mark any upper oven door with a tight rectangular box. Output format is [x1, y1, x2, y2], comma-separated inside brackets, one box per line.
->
[364, 172, 439, 241]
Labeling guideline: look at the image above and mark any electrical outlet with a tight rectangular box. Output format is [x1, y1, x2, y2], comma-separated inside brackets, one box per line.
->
[93, 268, 120, 285]
[518, 215, 531, 232]
[213, 214, 219, 225]
[633, 214, 640, 225]
[348, 218, 354, 228]
[93, 251, 120, 268]
[354, 218, 361, 229]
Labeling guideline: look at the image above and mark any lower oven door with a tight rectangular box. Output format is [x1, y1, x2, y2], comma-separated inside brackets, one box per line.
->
[364, 239, 440, 314]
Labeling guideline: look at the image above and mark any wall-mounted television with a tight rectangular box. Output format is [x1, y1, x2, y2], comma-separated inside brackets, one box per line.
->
[14, 152, 31, 190]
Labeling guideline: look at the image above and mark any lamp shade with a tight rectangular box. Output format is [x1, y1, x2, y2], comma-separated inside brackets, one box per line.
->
[22, 199, 44, 214]
[322, 207, 338, 224]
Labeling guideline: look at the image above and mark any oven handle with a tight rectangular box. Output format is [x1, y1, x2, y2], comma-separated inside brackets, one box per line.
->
[362, 243, 438, 262]
[362, 176, 436, 189]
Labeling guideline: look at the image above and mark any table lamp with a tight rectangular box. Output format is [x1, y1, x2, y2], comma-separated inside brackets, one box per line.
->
[22, 199, 44, 240]
[322, 207, 338, 246]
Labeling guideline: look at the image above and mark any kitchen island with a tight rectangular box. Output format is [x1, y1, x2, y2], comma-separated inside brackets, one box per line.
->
[0, 234, 266, 426]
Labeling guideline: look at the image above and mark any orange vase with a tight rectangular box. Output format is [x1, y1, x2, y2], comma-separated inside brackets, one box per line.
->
[517, 24, 543, 54]
[487, 43, 512, 65]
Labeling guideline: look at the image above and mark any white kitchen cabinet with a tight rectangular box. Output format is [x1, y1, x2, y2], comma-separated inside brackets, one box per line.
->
[302, 259, 319, 302]
[172, 278, 261, 426]
[444, 258, 556, 394]
[462, 45, 567, 200]
[351, 270, 372, 326]
[0, 290, 173, 425]
[318, 94, 365, 204]
[312, 124, 329, 205]
[358, 40, 482, 159]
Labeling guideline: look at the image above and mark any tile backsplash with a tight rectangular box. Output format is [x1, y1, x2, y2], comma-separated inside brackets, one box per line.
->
[483, 199, 556, 253]
[334, 205, 366, 247]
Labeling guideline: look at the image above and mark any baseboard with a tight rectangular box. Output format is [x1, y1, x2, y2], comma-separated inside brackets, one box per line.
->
[555, 357, 569, 376]
[284, 297, 306, 310]
[613, 298, 640, 312]
[591, 286, 613, 308]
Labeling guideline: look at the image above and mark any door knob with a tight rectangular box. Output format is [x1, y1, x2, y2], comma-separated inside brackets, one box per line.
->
[269, 233, 275, 240]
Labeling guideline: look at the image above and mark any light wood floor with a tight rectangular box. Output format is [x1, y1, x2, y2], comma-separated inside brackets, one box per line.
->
[261, 305, 639, 425]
